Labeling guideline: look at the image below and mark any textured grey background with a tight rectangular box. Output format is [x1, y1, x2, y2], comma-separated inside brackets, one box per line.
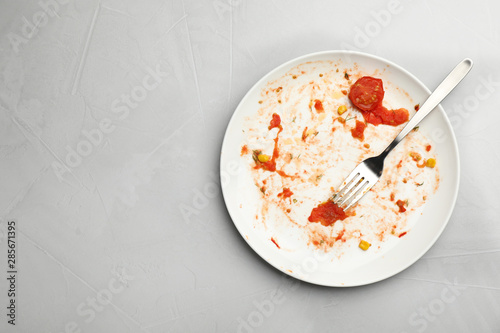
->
[0, 0, 499, 332]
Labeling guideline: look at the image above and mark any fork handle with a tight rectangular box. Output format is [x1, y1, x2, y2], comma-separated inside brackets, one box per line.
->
[380, 58, 473, 158]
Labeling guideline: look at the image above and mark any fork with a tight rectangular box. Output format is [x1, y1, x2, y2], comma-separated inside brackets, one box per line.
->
[332, 58, 473, 211]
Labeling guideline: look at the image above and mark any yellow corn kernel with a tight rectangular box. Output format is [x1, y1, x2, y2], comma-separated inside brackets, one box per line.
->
[359, 240, 371, 251]
[258, 154, 270, 163]
[338, 105, 348, 115]
[426, 158, 436, 168]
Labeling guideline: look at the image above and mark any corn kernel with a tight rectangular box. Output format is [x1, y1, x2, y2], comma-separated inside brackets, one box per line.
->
[258, 154, 270, 163]
[359, 240, 371, 251]
[426, 158, 436, 168]
[338, 105, 348, 115]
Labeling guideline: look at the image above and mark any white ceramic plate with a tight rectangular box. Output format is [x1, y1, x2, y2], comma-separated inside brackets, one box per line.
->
[220, 51, 459, 287]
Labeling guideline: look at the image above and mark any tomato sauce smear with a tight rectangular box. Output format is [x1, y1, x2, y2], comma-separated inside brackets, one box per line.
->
[254, 113, 282, 172]
[396, 200, 407, 213]
[308, 200, 348, 227]
[268, 113, 282, 130]
[277, 188, 293, 199]
[254, 114, 295, 178]
[271, 237, 280, 249]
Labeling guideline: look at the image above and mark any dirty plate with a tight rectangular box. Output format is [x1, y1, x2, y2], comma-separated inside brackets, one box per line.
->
[220, 51, 459, 287]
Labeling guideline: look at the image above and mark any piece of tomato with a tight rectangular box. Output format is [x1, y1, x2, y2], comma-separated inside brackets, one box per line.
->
[348, 76, 385, 112]
[361, 106, 409, 126]
[351, 120, 367, 141]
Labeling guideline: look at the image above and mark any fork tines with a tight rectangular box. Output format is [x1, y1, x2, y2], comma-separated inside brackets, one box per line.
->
[332, 168, 372, 211]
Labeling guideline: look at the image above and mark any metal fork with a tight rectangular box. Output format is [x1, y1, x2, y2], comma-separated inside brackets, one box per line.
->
[332, 58, 473, 211]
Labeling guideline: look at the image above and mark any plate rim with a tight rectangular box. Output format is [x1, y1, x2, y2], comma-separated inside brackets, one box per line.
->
[220, 50, 460, 287]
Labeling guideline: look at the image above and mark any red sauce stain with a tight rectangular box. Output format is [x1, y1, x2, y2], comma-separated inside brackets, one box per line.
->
[268, 113, 282, 130]
[335, 230, 345, 242]
[396, 200, 407, 213]
[415, 104, 420, 111]
[271, 237, 280, 249]
[308, 200, 347, 226]
[399, 231, 407, 238]
[311, 228, 345, 248]
[302, 127, 308, 141]
[417, 161, 426, 168]
[241, 145, 249, 155]
[390, 192, 395, 201]
[409, 152, 426, 168]
[277, 187, 294, 199]
[314, 99, 324, 113]
[259, 186, 266, 195]
[276, 170, 295, 178]
[254, 114, 295, 178]
[341, 89, 348, 95]
[253, 150, 276, 172]
[254, 114, 282, 172]
[351, 120, 366, 141]
[426, 144, 432, 152]
[348, 76, 409, 126]
[397, 160, 403, 168]
[410, 152, 422, 162]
